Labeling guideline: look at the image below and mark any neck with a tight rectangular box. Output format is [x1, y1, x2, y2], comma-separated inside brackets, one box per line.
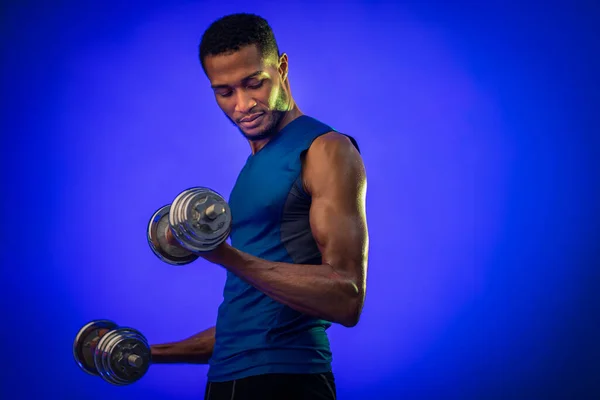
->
[249, 104, 303, 154]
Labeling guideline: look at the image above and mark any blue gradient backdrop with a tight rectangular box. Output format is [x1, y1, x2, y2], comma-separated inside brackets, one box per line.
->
[1, 1, 598, 399]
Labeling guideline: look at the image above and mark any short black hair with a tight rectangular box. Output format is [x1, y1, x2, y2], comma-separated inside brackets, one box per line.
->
[198, 13, 280, 73]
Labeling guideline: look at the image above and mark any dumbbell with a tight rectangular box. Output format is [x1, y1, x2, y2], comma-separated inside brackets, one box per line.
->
[73, 320, 151, 385]
[147, 187, 232, 265]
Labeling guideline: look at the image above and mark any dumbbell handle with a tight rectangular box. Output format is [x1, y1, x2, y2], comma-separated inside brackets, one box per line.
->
[127, 354, 143, 368]
[204, 204, 226, 220]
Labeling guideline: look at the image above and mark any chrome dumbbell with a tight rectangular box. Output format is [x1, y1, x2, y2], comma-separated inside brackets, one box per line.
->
[147, 187, 232, 265]
[73, 320, 151, 385]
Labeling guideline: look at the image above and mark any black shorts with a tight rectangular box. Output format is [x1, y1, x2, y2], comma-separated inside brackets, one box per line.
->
[204, 372, 336, 400]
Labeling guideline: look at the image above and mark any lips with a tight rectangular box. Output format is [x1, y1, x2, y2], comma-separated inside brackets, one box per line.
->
[239, 113, 264, 129]
[240, 113, 263, 123]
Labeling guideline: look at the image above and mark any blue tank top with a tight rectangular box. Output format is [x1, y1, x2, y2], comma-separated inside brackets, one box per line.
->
[207, 115, 357, 382]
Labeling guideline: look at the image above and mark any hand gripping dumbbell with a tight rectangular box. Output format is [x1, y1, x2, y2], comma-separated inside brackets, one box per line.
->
[147, 187, 232, 265]
[73, 320, 151, 385]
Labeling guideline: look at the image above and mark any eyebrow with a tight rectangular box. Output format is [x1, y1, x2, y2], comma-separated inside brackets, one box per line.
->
[211, 71, 264, 89]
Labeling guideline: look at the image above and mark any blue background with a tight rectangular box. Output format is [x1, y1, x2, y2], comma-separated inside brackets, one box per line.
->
[1, 1, 598, 399]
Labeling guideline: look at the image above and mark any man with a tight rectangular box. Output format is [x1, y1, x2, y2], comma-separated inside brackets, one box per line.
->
[151, 13, 369, 400]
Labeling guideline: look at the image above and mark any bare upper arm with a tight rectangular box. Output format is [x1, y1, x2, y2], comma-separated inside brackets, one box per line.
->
[303, 131, 369, 294]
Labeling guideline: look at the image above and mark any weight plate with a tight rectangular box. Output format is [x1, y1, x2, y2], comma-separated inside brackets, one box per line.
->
[169, 187, 232, 252]
[73, 320, 118, 376]
[147, 204, 198, 265]
[95, 327, 151, 385]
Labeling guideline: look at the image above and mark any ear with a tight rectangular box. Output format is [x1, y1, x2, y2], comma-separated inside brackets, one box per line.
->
[278, 53, 289, 82]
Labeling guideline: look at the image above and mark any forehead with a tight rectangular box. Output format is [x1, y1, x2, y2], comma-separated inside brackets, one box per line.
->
[204, 45, 273, 85]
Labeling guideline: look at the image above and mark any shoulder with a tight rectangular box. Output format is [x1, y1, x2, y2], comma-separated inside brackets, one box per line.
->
[303, 131, 366, 194]
[306, 131, 362, 164]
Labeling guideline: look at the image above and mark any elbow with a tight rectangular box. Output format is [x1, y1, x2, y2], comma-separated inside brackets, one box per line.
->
[340, 314, 360, 328]
[339, 304, 362, 327]
[339, 289, 364, 328]
[332, 267, 365, 327]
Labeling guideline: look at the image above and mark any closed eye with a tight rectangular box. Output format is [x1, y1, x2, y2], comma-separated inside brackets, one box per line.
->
[247, 80, 264, 89]
[215, 80, 264, 98]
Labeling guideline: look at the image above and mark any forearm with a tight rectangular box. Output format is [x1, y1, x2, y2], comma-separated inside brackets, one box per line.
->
[150, 326, 215, 364]
[211, 245, 361, 327]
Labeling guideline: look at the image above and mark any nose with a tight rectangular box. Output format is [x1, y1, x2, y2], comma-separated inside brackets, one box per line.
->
[234, 90, 257, 114]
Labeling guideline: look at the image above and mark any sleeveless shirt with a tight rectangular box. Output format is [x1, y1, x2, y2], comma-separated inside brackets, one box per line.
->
[207, 115, 359, 382]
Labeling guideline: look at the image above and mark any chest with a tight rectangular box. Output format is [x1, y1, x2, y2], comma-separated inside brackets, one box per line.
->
[229, 153, 304, 228]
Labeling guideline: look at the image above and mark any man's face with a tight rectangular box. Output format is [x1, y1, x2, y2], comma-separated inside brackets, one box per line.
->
[204, 44, 289, 142]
